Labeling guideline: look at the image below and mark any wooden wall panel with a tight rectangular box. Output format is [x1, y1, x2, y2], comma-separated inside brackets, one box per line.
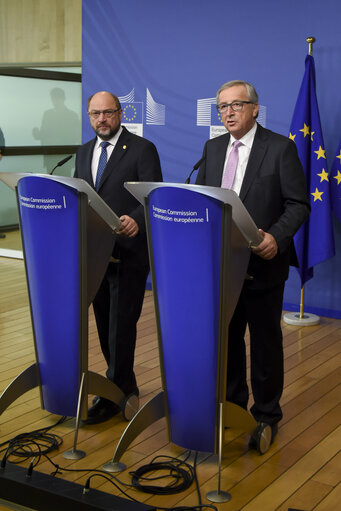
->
[0, 0, 81, 64]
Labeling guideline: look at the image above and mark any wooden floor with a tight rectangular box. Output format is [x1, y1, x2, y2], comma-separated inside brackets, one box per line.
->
[0, 243, 340, 510]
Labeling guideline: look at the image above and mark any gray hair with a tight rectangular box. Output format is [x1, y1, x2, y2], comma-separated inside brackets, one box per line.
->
[216, 80, 259, 104]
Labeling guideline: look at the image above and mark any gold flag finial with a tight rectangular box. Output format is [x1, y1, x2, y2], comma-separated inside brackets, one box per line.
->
[306, 36, 316, 56]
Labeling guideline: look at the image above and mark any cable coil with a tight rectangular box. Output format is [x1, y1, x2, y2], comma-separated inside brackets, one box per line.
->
[130, 456, 194, 495]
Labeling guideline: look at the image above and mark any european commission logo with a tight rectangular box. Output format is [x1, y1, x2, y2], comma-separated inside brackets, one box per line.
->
[119, 88, 165, 137]
[197, 97, 267, 139]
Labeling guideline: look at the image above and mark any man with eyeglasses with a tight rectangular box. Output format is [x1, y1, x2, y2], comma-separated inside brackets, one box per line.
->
[196, 80, 310, 447]
[75, 91, 162, 424]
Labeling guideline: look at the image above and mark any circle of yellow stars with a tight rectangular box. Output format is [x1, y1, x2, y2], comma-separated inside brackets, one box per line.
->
[123, 104, 137, 122]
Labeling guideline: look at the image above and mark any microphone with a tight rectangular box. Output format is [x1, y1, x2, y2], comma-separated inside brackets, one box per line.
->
[49, 155, 73, 175]
[185, 156, 205, 184]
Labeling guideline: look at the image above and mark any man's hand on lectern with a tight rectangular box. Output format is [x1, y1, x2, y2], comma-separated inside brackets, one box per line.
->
[252, 229, 278, 260]
[118, 215, 139, 238]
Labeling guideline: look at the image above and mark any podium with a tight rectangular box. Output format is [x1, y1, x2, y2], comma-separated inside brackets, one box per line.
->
[0, 172, 139, 458]
[103, 183, 271, 499]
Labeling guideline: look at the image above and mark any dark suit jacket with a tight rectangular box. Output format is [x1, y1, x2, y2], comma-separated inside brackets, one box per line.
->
[196, 123, 310, 289]
[75, 126, 162, 267]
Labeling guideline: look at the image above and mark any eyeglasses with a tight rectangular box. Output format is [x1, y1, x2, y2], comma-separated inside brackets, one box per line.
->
[216, 101, 253, 114]
[88, 108, 121, 119]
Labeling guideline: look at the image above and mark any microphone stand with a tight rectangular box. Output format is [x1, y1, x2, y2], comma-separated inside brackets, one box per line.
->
[185, 156, 205, 184]
[49, 154, 73, 175]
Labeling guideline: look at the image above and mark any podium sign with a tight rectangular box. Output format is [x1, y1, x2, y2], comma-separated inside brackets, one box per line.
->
[148, 186, 223, 452]
[18, 176, 83, 416]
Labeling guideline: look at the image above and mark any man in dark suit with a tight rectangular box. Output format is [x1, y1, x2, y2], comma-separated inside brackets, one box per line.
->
[75, 91, 162, 424]
[196, 80, 310, 444]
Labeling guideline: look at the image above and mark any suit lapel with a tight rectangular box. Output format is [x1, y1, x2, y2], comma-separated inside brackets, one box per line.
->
[107, 127, 131, 169]
[83, 139, 96, 187]
[213, 133, 230, 186]
[239, 124, 268, 202]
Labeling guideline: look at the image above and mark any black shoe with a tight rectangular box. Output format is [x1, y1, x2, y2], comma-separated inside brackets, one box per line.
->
[248, 422, 278, 451]
[82, 397, 121, 425]
[126, 386, 139, 397]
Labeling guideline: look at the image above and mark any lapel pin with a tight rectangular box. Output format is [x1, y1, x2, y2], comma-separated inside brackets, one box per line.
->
[123, 145, 127, 150]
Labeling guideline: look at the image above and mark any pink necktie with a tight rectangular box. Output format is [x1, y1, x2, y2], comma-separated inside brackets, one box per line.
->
[221, 141, 242, 189]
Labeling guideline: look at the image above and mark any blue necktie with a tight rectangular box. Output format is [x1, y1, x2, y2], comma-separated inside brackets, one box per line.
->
[95, 141, 110, 190]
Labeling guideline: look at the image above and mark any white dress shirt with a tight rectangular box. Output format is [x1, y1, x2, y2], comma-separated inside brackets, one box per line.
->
[91, 126, 123, 185]
[221, 122, 257, 196]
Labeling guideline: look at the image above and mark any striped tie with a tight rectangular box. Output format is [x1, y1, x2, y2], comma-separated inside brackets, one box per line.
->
[95, 141, 110, 190]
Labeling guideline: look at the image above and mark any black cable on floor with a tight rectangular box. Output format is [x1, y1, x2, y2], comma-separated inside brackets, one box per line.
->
[0, 423, 218, 511]
[129, 454, 194, 495]
[43, 450, 218, 510]
[0, 415, 66, 466]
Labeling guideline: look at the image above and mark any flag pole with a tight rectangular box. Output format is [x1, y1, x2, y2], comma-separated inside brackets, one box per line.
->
[299, 285, 305, 319]
[283, 36, 320, 327]
[307, 36, 315, 56]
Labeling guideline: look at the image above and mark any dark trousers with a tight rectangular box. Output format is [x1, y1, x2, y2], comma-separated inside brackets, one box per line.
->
[92, 261, 149, 395]
[226, 282, 285, 425]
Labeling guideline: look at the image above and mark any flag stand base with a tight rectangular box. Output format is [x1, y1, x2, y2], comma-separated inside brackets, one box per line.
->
[283, 312, 320, 326]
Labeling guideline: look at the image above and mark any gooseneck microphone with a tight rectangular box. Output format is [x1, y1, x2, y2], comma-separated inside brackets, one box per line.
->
[185, 156, 205, 184]
[49, 154, 73, 175]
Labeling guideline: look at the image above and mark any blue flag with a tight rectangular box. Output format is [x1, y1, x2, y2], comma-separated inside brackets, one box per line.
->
[330, 139, 341, 222]
[289, 55, 335, 285]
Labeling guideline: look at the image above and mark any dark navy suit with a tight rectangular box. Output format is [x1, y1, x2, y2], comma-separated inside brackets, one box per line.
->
[196, 123, 310, 424]
[75, 126, 162, 395]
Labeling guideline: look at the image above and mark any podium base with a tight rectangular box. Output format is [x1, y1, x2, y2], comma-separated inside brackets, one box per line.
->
[104, 391, 165, 470]
[63, 449, 86, 460]
[102, 461, 126, 473]
[283, 312, 320, 326]
[206, 490, 231, 503]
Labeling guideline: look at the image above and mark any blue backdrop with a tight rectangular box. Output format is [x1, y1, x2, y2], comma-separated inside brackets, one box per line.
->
[82, 0, 341, 318]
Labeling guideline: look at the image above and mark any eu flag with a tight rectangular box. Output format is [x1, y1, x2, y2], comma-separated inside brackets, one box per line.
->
[210, 104, 224, 126]
[330, 139, 341, 222]
[289, 55, 335, 285]
[121, 102, 143, 124]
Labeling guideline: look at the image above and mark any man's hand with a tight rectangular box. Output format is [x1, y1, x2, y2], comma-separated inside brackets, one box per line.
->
[118, 215, 139, 238]
[252, 229, 278, 260]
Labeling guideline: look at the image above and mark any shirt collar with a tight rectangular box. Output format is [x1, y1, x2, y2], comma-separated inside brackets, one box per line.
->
[229, 122, 257, 149]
